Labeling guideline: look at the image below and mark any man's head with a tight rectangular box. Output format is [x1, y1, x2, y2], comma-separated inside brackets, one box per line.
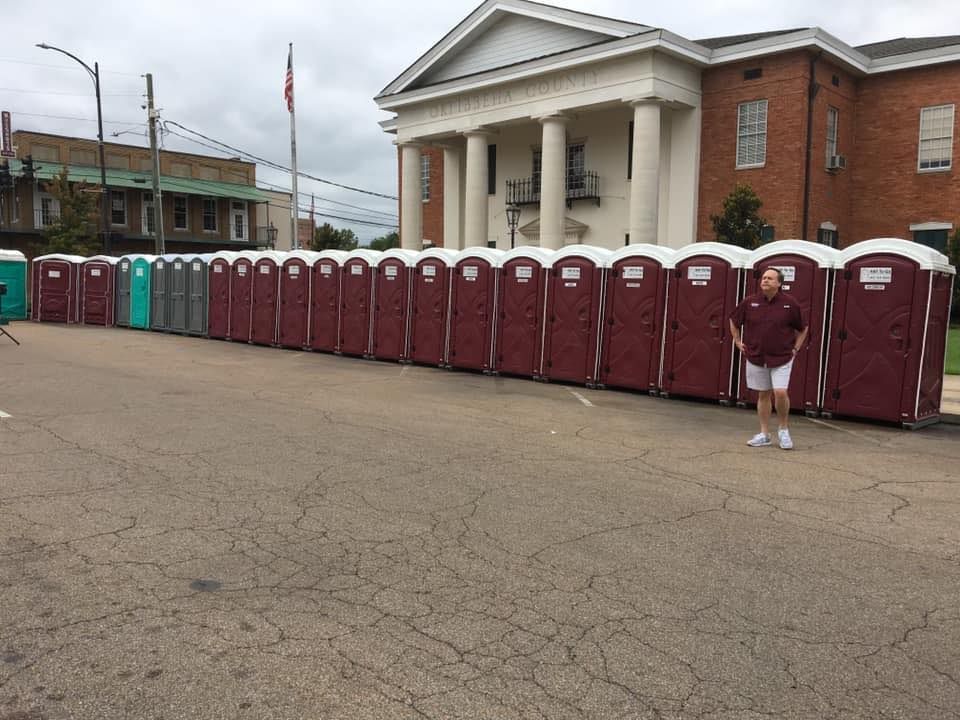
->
[760, 267, 783, 297]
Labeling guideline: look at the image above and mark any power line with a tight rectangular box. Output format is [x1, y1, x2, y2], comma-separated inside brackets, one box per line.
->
[13, 111, 146, 126]
[0, 57, 143, 76]
[0, 87, 141, 97]
[164, 120, 399, 201]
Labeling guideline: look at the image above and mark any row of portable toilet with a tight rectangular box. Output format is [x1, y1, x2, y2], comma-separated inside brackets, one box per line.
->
[28, 239, 955, 428]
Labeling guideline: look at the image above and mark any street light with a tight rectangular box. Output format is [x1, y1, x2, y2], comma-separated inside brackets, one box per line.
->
[36, 43, 110, 253]
[506, 203, 521, 250]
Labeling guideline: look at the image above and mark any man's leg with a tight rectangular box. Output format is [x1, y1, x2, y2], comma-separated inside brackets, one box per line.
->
[757, 390, 772, 436]
[774, 389, 790, 428]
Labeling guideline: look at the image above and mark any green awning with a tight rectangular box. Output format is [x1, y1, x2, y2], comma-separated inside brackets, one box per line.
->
[5, 159, 267, 201]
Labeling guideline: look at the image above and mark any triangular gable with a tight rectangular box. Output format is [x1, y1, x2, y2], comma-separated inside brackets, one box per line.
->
[378, 0, 648, 97]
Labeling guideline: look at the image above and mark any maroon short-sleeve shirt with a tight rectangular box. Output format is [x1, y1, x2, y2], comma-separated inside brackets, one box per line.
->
[729, 290, 806, 368]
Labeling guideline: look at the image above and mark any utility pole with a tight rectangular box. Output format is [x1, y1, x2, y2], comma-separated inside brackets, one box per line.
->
[146, 73, 165, 255]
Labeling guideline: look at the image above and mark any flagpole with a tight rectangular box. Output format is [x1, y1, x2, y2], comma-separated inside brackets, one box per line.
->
[288, 42, 300, 250]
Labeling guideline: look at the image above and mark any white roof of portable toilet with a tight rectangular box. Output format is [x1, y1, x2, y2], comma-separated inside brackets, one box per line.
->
[254, 250, 286, 266]
[315, 249, 349, 265]
[496, 246, 555, 267]
[84, 255, 120, 265]
[454, 247, 505, 265]
[839, 238, 956, 274]
[344, 248, 382, 266]
[235, 250, 262, 264]
[606, 244, 676, 269]
[0, 250, 26, 262]
[119, 253, 158, 264]
[545, 244, 611, 268]
[285, 249, 323, 266]
[378, 248, 419, 266]
[749, 240, 841, 269]
[34, 253, 88, 263]
[672, 242, 752, 268]
[417, 248, 458, 266]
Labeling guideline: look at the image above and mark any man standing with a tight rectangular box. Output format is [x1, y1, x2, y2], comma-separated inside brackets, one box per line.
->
[728, 268, 808, 449]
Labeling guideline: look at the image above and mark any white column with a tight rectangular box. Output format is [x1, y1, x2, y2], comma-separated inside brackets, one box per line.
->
[629, 101, 662, 245]
[538, 115, 568, 250]
[399, 142, 423, 250]
[463, 130, 489, 248]
[442, 145, 462, 250]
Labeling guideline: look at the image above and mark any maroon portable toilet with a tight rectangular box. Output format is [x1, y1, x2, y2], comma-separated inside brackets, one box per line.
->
[32, 254, 85, 323]
[81, 255, 120, 326]
[540, 245, 612, 386]
[823, 238, 956, 428]
[339, 249, 381, 357]
[448, 247, 504, 371]
[738, 241, 840, 415]
[277, 250, 319, 350]
[228, 251, 258, 342]
[597, 244, 675, 394]
[371, 249, 418, 362]
[660, 242, 751, 403]
[493, 247, 553, 379]
[310, 250, 348, 353]
[250, 251, 284, 346]
[409, 248, 457, 367]
[207, 251, 238, 340]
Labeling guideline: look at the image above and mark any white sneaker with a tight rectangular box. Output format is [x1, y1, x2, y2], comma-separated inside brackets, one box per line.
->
[747, 432, 772, 447]
[778, 428, 793, 450]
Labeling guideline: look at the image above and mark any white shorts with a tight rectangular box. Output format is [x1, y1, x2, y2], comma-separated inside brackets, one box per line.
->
[745, 358, 793, 391]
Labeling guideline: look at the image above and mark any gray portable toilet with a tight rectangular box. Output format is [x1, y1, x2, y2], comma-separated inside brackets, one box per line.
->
[150, 254, 178, 331]
[186, 254, 212, 336]
[116, 254, 156, 328]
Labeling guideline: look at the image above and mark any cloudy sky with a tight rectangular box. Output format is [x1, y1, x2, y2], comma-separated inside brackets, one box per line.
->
[3, 0, 958, 242]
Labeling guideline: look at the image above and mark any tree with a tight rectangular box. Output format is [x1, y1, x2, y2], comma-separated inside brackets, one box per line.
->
[710, 183, 767, 250]
[310, 222, 358, 251]
[368, 231, 399, 251]
[37, 168, 101, 256]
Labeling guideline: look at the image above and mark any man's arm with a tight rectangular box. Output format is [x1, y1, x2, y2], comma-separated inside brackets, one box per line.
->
[729, 318, 745, 352]
[792, 326, 809, 355]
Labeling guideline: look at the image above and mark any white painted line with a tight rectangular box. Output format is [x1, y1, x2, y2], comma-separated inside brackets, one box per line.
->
[804, 416, 890, 446]
[568, 389, 594, 407]
[400, 365, 409, 377]
[0, 410, 10, 418]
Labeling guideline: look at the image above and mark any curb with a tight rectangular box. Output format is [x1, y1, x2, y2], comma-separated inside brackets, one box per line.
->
[941, 412, 960, 426]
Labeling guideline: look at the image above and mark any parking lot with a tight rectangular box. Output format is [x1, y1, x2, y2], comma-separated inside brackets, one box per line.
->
[1, 322, 959, 720]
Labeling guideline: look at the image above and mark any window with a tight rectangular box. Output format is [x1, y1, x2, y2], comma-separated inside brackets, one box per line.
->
[110, 190, 126, 226]
[627, 121, 634, 179]
[743, 68, 762, 80]
[173, 195, 188, 231]
[32, 144, 59, 162]
[567, 143, 585, 192]
[69, 148, 95, 166]
[202, 197, 217, 232]
[911, 223, 952, 252]
[532, 149, 542, 193]
[736, 99, 768, 168]
[420, 154, 430, 201]
[918, 104, 955, 171]
[169, 162, 191, 178]
[37, 194, 59, 227]
[231, 200, 247, 241]
[141, 192, 156, 236]
[826, 107, 839, 166]
[817, 225, 839, 248]
[106, 154, 129, 170]
[487, 144, 496, 195]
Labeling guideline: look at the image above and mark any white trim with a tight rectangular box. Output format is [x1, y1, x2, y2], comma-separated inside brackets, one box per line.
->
[33, 253, 87, 263]
[378, 248, 420, 267]
[173, 194, 189, 232]
[544, 244, 612, 268]
[909, 221, 953, 231]
[820, 221, 837, 231]
[417, 248, 459, 267]
[839, 237, 955, 274]
[110, 188, 127, 227]
[917, 104, 954, 172]
[914, 272, 934, 420]
[209, 250, 241, 265]
[285, 249, 323, 266]
[230, 199, 249, 242]
[748, 240, 841, 269]
[454, 247, 505, 265]
[495, 246, 555, 267]
[0, 250, 27, 262]
[606, 243, 676, 269]
[344, 248, 383, 266]
[84, 255, 120, 266]
[316, 249, 350, 265]
[671, 241, 752, 268]
[254, 251, 286, 267]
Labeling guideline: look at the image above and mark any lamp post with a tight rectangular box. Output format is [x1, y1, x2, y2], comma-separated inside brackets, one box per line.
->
[506, 203, 521, 250]
[36, 43, 110, 254]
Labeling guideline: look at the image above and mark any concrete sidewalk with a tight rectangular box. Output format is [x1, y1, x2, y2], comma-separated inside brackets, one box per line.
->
[944, 372, 960, 423]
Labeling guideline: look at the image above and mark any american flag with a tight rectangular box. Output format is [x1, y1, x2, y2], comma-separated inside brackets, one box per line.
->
[284, 46, 294, 113]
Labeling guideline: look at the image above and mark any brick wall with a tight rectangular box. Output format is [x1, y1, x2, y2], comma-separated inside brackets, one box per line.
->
[397, 145, 445, 248]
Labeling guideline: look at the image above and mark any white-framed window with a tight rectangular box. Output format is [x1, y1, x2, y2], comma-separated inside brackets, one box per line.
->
[825, 107, 839, 166]
[202, 197, 218, 232]
[566, 142, 585, 192]
[910, 221, 952, 253]
[736, 99, 768, 168]
[173, 195, 188, 231]
[817, 222, 838, 248]
[420, 154, 430, 201]
[532, 148, 542, 193]
[141, 191, 156, 236]
[110, 189, 126, 226]
[918, 104, 955, 171]
[230, 200, 247, 242]
[36, 193, 60, 228]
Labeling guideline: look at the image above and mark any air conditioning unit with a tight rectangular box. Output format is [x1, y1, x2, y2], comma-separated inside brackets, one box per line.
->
[827, 154, 847, 171]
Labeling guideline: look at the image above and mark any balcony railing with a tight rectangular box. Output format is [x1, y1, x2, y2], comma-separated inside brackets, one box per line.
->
[506, 171, 600, 208]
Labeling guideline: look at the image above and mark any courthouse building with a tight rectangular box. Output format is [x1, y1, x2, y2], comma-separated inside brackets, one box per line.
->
[375, 0, 960, 252]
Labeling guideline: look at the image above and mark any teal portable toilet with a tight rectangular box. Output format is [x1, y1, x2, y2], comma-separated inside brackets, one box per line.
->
[127, 254, 156, 329]
[0, 250, 28, 320]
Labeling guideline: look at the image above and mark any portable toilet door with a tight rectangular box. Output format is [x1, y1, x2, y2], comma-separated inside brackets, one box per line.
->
[738, 241, 840, 414]
[409, 248, 457, 367]
[493, 247, 553, 378]
[81, 256, 119, 326]
[822, 238, 956, 427]
[207, 252, 236, 339]
[251, 252, 284, 346]
[115, 257, 133, 327]
[448, 247, 504, 371]
[229, 251, 259, 342]
[598, 244, 675, 394]
[186, 254, 211, 336]
[150, 255, 173, 331]
[540, 245, 612, 386]
[310, 250, 348, 352]
[371, 249, 417, 362]
[278, 250, 317, 349]
[660, 242, 751, 403]
[339, 249, 381, 357]
[0, 250, 28, 320]
[129, 255, 155, 329]
[166, 255, 191, 334]
[33, 254, 84, 323]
